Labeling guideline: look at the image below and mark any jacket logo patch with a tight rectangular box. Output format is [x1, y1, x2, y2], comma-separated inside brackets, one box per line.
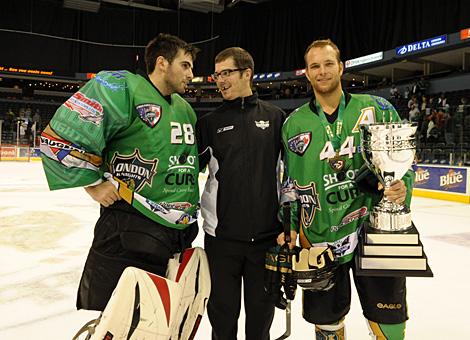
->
[63, 92, 104, 125]
[255, 120, 270, 130]
[295, 180, 321, 227]
[216, 125, 234, 134]
[136, 103, 162, 128]
[287, 132, 311, 156]
[110, 149, 158, 192]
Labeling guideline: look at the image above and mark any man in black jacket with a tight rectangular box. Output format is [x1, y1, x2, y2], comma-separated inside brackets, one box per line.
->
[197, 47, 285, 340]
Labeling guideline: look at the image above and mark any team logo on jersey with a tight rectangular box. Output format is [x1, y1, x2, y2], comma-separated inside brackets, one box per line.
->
[255, 120, 270, 130]
[287, 132, 311, 156]
[352, 107, 376, 133]
[64, 92, 104, 125]
[110, 149, 158, 192]
[136, 103, 162, 128]
[328, 155, 346, 172]
[294, 180, 321, 227]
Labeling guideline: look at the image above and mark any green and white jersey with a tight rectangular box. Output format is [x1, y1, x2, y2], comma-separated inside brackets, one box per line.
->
[41, 70, 199, 229]
[282, 93, 415, 264]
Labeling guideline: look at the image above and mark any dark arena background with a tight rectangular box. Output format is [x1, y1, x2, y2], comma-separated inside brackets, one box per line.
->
[0, 1, 470, 339]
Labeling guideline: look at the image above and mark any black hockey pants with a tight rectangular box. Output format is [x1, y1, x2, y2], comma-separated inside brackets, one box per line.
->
[204, 233, 276, 340]
[76, 201, 198, 311]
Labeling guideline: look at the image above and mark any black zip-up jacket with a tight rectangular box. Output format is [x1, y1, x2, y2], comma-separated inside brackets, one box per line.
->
[196, 93, 285, 242]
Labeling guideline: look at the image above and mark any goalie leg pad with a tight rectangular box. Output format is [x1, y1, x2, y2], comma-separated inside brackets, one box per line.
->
[367, 320, 406, 340]
[166, 247, 211, 340]
[78, 247, 210, 340]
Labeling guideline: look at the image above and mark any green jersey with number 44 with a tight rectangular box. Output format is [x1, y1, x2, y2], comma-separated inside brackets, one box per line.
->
[282, 93, 414, 264]
[41, 70, 199, 229]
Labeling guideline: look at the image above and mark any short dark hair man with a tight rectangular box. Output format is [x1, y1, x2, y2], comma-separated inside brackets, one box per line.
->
[41, 33, 201, 311]
[197, 47, 285, 340]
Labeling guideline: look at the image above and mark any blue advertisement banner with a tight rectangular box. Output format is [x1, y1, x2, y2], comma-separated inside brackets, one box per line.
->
[396, 35, 447, 56]
[413, 165, 467, 194]
[31, 148, 41, 158]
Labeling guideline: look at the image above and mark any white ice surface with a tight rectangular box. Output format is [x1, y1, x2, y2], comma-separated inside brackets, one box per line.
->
[1, 162, 469, 339]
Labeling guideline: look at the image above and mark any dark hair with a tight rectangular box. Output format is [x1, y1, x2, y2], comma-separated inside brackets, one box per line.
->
[304, 39, 341, 66]
[145, 33, 200, 74]
[215, 47, 254, 81]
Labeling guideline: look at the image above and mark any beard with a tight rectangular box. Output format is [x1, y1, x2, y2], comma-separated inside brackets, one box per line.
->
[165, 78, 186, 95]
[313, 77, 341, 95]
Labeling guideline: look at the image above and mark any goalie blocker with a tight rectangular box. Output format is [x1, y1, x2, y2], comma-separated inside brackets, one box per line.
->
[73, 247, 210, 340]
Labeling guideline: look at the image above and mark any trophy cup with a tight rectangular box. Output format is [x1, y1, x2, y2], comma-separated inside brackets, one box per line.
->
[356, 122, 432, 277]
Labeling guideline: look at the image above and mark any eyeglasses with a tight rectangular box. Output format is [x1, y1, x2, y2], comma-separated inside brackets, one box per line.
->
[211, 68, 247, 81]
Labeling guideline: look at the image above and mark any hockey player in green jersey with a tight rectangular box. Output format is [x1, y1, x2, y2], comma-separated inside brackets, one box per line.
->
[277, 39, 414, 339]
[41, 33, 201, 311]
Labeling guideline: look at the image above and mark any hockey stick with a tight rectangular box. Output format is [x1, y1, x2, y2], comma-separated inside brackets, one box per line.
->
[276, 300, 291, 340]
[275, 203, 292, 340]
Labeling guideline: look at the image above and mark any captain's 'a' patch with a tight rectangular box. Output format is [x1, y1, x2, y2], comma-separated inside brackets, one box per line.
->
[287, 132, 311, 156]
[136, 103, 162, 128]
[352, 106, 376, 133]
[110, 149, 158, 192]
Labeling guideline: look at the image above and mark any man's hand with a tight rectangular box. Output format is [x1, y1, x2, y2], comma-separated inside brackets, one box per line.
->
[277, 230, 298, 249]
[382, 179, 407, 204]
[84, 181, 121, 207]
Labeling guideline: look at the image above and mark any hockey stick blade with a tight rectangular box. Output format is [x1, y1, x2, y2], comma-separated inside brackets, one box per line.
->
[275, 300, 291, 340]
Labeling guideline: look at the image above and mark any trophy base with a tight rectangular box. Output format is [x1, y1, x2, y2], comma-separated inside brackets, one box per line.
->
[355, 221, 433, 277]
[370, 207, 413, 232]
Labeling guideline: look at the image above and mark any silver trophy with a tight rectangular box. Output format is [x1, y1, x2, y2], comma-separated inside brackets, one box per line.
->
[360, 123, 417, 231]
[357, 122, 432, 276]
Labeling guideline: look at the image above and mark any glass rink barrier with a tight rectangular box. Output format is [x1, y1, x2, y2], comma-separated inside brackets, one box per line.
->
[0, 119, 41, 162]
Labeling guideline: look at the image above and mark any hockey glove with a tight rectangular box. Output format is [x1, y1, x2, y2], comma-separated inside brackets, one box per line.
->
[265, 244, 299, 309]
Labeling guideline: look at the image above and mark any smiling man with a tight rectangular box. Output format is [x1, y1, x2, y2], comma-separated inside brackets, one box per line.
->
[197, 47, 285, 340]
[41, 33, 201, 312]
[278, 39, 415, 340]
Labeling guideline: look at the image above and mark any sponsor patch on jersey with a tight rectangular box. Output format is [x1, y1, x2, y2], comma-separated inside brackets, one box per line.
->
[40, 133, 86, 159]
[255, 120, 270, 130]
[295, 180, 321, 227]
[110, 149, 158, 192]
[372, 96, 392, 110]
[136, 104, 162, 128]
[287, 132, 312, 156]
[95, 74, 127, 91]
[175, 213, 192, 225]
[332, 235, 351, 257]
[330, 206, 368, 232]
[40, 128, 102, 170]
[63, 92, 104, 125]
[168, 154, 196, 171]
[108, 71, 127, 79]
[216, 125, 234, 134]
[160, 201, 192, 210]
